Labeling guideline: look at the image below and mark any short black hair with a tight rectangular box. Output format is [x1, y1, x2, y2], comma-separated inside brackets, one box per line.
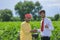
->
[39, 10, 45, 14]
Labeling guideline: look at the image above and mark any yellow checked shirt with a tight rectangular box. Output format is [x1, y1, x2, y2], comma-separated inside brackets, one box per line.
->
[20, 21, 32, 40]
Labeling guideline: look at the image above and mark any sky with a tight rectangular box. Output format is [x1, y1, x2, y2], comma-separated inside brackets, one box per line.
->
[0, 0, 60, 17]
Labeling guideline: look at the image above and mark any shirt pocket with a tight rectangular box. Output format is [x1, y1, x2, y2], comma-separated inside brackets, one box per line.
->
[44, 21, 49, 30]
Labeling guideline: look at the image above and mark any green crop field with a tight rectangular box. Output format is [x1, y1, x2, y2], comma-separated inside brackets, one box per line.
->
[0, 21, 60, 40]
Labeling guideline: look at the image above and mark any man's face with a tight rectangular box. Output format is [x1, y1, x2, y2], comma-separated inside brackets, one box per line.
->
[40, 12, 45, 18]
[25, 18, 31, 22]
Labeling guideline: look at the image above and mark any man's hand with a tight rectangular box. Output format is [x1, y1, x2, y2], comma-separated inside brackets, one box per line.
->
[30, 29, 37, 33]
[45, 24, 49, 28]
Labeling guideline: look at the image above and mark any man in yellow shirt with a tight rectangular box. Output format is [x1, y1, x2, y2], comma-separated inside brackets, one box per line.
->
[20, 14, 32, 40]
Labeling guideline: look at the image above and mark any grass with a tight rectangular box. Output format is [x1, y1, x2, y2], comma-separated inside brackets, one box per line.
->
[0, 21, 60, 40]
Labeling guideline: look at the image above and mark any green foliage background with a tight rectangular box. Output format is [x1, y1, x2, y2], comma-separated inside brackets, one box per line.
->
[0, 21, 60, 40]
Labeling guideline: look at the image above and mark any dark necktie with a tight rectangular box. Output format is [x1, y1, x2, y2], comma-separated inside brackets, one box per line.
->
[41, 19, 44, 32]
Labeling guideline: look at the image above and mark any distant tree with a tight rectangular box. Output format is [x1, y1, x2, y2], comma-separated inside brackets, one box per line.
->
[15, 1, 42, 21]
[0, 10, 3, 21]
[15, 1, 35, 21]
[58, 14, 60, 21]
[0, 9, 12, 21]
[58, 18, 60, 21]
[30, 1, 42, 21]
[47, 17, 55, 21]
[11, 17, 20, 21]
[54, 14, 60, 21]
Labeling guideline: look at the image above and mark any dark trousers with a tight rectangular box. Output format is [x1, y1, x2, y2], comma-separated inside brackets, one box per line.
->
[41, 36, 50, 40]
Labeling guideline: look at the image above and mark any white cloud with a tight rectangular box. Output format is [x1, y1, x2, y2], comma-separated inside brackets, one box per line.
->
[25, 0, 60, 7]
[37, 0, 60, 2]
[37, 0, 60, 8]
[46, 4, 60, 7]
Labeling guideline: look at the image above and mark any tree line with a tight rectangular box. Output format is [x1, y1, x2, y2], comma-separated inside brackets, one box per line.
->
[0, 1, 60, 21]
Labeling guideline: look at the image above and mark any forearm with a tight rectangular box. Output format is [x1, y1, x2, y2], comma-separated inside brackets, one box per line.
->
[37, 29, 41, 32]
[49, 26, 54, 31]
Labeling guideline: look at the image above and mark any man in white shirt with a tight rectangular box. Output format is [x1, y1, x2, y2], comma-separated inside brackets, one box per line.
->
[38, 10, 54, 40]
[32, 10, 54, 40]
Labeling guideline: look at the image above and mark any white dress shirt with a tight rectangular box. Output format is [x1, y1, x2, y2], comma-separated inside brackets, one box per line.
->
[38, 18, 54, 37]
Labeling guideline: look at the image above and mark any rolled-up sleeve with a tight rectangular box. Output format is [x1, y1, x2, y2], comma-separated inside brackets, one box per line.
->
[37, 29, 41, 32]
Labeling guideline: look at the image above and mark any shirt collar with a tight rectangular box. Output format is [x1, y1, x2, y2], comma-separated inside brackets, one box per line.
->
[42, 17, 47, 20]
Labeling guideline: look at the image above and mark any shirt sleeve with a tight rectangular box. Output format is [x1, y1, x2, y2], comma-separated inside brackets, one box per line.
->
[37, 29, 41, 32]
[48, 19, 54, 31]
